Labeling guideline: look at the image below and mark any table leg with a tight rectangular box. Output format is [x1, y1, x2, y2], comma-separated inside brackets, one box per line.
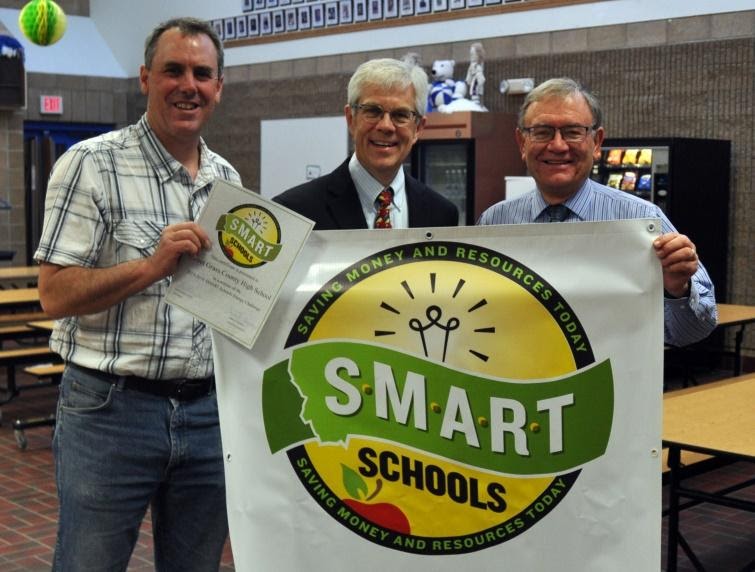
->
[666, 446, 681, 572]
[734, 325, 744, 376]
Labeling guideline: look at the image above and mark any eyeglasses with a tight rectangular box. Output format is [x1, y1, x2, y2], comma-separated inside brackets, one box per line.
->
[352, 104, 420, 127]
[520, 124, 596, 143]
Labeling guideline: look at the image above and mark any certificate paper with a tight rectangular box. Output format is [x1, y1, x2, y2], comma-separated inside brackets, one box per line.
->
[166, 179, 314, 349]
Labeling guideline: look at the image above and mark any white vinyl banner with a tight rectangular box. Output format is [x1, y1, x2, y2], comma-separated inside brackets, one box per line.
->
[213, 220, 664, 571]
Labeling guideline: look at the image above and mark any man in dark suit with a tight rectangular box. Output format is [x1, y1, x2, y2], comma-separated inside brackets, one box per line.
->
[274, 58, 458, 229]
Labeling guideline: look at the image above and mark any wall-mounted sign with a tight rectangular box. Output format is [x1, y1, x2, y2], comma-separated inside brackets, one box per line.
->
[40, 94, 63, 115]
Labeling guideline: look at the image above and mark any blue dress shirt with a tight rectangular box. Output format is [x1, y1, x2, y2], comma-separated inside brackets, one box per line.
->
[477, 178, 717, 347]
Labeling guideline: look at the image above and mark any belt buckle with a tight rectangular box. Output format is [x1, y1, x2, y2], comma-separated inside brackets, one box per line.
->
[174, 379, 189, 400]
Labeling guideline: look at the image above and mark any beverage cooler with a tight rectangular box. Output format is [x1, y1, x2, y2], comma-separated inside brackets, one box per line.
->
[407, 112, 525, 225]
[591, 137, 731, 300]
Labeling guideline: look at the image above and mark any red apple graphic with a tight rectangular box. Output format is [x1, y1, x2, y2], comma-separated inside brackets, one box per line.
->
[343, 498, 411, 534]
[341, 463, 411, 534]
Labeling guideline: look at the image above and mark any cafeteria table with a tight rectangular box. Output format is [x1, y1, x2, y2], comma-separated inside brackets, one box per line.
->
[0, 287, 41, 311]
[27, 319, 55, 332]
[666, 303, 755, 387]
[0, 266, 39, 288]
[663, 373, 755, 571]
[715, 303, 755, 376]
[6, 319, 58, 449]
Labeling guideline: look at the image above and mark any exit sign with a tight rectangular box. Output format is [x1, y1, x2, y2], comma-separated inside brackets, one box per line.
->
[40, 95, 63, 115]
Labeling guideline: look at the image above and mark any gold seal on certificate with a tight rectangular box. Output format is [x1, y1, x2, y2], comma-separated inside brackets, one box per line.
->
[166, 179, 314, 349]
[216, 204, 283, 268]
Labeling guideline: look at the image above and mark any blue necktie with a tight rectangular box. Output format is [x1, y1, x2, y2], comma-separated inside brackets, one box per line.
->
[545, 204, 569, 222]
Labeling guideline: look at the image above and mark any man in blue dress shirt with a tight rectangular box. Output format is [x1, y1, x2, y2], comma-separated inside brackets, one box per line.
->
[477, 77, 716, 347]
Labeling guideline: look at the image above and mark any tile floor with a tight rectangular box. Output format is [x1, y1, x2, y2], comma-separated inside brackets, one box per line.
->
[0, 371, 234, 571]
[0, 365, 753, 571]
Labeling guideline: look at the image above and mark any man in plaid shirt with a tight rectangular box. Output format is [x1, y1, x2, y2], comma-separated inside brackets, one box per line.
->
[35, 17, 238, 571]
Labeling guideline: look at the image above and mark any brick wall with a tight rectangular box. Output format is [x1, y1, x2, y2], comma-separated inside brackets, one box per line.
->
[0, 110, 24, 264]
[0, 74, 131, 265]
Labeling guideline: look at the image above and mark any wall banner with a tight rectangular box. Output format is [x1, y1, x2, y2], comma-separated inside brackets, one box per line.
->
[213, 220, 664, 571]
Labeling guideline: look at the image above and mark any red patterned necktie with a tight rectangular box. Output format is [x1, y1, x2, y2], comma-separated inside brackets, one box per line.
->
[373, 187, 393, 229]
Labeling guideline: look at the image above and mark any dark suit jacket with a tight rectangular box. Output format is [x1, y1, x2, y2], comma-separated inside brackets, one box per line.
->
[272, 158, 459, 229]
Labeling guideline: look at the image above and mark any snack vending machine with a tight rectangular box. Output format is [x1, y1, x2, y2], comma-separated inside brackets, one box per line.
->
[598, 146, 664, 204]
[591, 137, 731, 300]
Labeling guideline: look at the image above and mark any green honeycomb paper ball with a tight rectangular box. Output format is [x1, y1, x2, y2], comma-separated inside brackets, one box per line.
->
[18, 0, 67, 46]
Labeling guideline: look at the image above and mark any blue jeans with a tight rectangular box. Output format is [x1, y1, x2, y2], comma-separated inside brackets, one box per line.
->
[52, 364, 228, 572]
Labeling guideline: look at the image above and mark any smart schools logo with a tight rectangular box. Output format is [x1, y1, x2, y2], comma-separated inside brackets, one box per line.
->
[262, 241, 614, 555]
[215, 204, 282, 268]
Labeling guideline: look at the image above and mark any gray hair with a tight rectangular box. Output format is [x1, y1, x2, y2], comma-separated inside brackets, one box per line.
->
[144, 17, 224, 77]
[347, 58, 429, 117]
[518, 77, 602, 128]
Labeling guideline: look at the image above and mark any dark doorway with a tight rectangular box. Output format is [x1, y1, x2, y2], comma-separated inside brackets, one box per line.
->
[23, 122, 114, 264]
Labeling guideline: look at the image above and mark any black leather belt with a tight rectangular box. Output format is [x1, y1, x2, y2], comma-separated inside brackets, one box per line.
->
[119, 375, 215, 401]
[78, 366, 214, 402]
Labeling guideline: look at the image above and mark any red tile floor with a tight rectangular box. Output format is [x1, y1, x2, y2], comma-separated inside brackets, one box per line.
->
[0, 371, 235, 571]
[0, 366, 753, 571]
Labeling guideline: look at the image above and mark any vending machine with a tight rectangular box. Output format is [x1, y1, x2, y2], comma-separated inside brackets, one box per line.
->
[591, 137, 731, 300]
[408, 112, 525, 225]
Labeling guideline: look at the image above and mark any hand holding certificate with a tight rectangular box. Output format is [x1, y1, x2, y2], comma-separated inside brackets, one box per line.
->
[166, 179, 314, 349]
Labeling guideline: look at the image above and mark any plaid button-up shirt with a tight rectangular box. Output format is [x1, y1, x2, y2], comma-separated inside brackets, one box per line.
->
[35, 115, 241, 379]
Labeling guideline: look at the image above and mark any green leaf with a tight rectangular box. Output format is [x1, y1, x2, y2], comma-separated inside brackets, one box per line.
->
[341, 463, 368, 500]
